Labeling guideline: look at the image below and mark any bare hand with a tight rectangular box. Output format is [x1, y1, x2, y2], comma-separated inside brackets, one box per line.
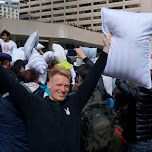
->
[103, 33, 113, 54]
[74, 48, 86, 59]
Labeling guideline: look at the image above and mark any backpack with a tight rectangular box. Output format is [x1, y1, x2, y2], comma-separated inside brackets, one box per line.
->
[80, 88, 114, 152]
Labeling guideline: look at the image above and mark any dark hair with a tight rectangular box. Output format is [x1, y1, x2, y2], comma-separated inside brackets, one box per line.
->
[0, 59, 10, 66]
[10, 66, 25, 82]
[76, 64, 93, 80]
[0, 69, 17, 95]
[1, 30, 10, 37]
[13, 59, 25, 71]
[113, 87, 129, 110]
[24, 69, 38, 83]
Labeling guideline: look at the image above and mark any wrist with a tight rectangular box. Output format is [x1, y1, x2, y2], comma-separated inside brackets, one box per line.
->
[81, 55, 87, 59]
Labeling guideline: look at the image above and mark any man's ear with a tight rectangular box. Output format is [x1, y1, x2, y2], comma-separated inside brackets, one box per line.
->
[47, 81, 52, 89]
[7, 62, 10, 68]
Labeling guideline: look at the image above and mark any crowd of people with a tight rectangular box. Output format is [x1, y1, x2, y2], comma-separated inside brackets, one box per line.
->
[0, 29, 152, 152]
[65, 22, 102, 33]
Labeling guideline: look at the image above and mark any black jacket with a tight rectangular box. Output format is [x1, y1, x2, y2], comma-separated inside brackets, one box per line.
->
[0, 51, 107, 152]
[116, 79, 152, 142]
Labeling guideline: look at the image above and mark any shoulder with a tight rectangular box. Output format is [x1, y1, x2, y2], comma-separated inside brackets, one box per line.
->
[10, 40, 16, 44]
[0, 38, 4, 43]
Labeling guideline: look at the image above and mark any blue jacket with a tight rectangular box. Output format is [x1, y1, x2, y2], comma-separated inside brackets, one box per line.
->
[0, 96, 30, 152]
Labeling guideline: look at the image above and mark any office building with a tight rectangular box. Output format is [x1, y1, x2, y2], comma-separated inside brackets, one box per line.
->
[0, 0, 19, 19]
[19, 0, 152, 31]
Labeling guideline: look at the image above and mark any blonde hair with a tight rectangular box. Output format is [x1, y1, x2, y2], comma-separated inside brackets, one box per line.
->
[49, 65, 71, 80]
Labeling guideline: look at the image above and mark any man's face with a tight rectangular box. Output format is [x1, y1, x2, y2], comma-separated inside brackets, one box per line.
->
[2, 34, 9, 42]
[47, 74, 70, 101]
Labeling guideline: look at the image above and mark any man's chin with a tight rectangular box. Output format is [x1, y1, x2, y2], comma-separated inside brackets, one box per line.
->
[57, 97, 65, 101]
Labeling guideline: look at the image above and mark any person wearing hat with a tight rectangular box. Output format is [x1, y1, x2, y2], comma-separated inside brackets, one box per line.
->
[0, 52, 12, 69]
[0, 30, 17, 55]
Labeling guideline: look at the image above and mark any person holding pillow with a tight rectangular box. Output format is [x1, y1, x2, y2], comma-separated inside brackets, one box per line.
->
[0, 34, 112, 152]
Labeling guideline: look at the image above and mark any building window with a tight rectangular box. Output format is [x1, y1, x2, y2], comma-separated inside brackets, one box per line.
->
[93, 1, 106, 5]
[79, 3, 91, 7]
[53, 7, 64, 11]
[66, 0, 77, 2]
[79, 10, 91, 14]
[53, 20, 64, 23]
[125, 4, 140, 9]
[109, 0, 123, 3]
[20, 6, 29, 9]
[93, 16, 101, 20]
[41, 2, 51, 6]
[31, 4, 40, 8]
[66, 12, 77, 15]
[42, 9, 51, 12]
[79, 17, 91, 21]
[42, 15, 51, 18]
[66, 5, 77, 9]
[93, 23, 102, 26]
[53, 13, 64, 17]
[20, 12, 28, 15]
[53, 0, 64, 4]
[30, 10, 40, 13]
[109, 6, 123, 9]
[93, 9, 100, 12]
[66, 18, 77, 22]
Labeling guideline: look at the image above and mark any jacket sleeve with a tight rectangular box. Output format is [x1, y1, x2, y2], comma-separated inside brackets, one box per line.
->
[83, 57, 94, 65]
[115, 79, 138, 98]
[0, 65, 32, 118]
[72, 50, 108, 111]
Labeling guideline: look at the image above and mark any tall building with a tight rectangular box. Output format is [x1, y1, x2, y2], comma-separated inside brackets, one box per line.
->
[19, 0, 152, 31]
[0, 0, 19, 19]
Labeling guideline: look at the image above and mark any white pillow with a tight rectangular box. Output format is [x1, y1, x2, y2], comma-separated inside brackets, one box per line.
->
[101, 7, 152, 89]
[36, 43, 45, 50]
[52, 43, 67, 63]
[75, 47, 97, 66]
[24, 31, 39, 59]
[11, 47, 25, 64]
[39, 71, 47, 84]
[43, 51, 56, 64]
[69, 64, 76, 82]
[28, 49, 48, 74]
[102, 75, 112, 96]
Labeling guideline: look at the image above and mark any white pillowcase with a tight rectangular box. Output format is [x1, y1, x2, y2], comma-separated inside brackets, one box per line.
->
[75, 47, 97, 66]
[11, 47, 25, 64]
[24, 31, 39, 59]
[43, 51, 56, 64]
[27, 49, 48, 74]
[36, 43, 45, 50]
[39, 71, 47, 84]
[102, 75, 112, 96]
[52, 43, 67, 63]
[101, 7, 152, 89]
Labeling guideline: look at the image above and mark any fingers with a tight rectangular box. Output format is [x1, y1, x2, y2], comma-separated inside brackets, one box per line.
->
[74, 48, 86, 59]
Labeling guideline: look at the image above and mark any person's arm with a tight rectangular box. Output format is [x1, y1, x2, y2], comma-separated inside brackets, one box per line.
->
[115, 79, 138, 97]
[72, 33, 112, 110]
[0, 66, 32, 118]
[74, 48, 94, 65]
[38, 50, 44, 55]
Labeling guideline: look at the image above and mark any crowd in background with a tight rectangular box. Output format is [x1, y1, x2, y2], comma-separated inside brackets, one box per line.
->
[0, 29, 152, 152]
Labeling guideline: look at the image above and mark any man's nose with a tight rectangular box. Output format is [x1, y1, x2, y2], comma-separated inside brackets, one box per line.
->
[60, 86, 66, 92]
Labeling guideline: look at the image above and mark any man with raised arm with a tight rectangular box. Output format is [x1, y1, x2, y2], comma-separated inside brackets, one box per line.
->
[0, 34, 112, 152]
